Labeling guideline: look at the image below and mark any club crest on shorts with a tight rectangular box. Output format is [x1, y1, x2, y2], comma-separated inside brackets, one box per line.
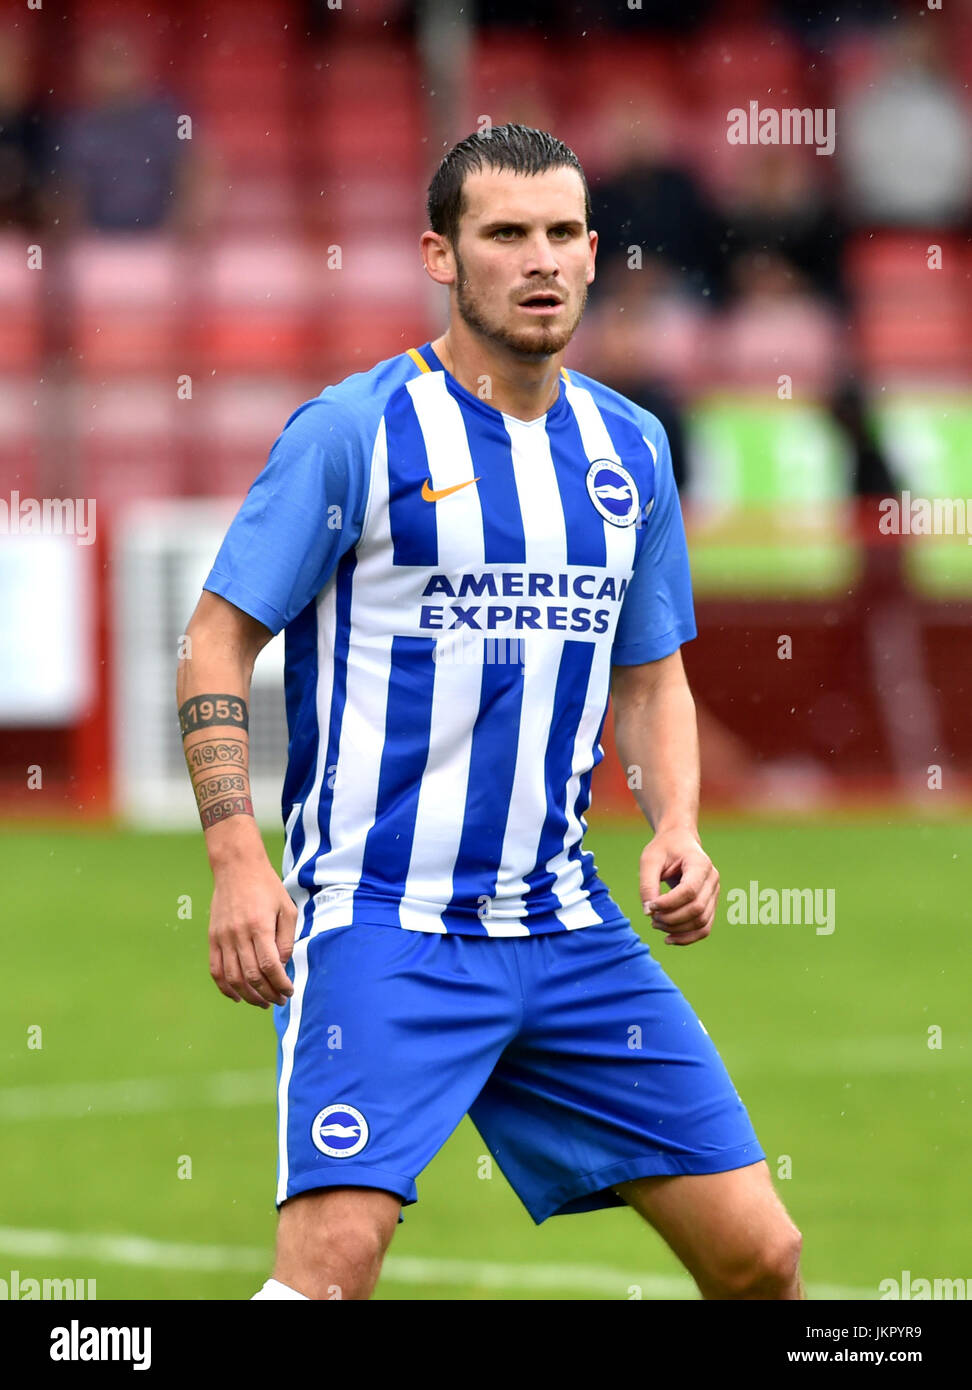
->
[585, 460, 641, 527]
[311, 1104, 369, 1158]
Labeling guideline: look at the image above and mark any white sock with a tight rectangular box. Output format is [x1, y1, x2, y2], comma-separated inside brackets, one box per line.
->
[250, 1277, 310, 1300]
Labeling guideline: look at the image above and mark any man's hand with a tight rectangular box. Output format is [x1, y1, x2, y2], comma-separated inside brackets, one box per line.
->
[209, 856, 298, 1007]
[639, 828, 719, 946]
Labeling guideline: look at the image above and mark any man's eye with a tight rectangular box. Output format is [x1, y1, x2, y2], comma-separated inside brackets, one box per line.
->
[493, 228, 518, 239]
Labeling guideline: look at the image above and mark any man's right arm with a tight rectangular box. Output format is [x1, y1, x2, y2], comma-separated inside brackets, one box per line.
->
[177, 590, 296, 1009]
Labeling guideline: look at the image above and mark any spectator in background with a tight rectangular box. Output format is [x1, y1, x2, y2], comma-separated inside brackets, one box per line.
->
[841, 18, 972, 228]
[714, 247, 844, 396]
[0, 31, 49, 231]
[50, 28, 195, 233]
[720, 148, 847, 307]
[572, 255, 699, 487]
[829, 379, 897, 501]
[590, 97, 724, 303]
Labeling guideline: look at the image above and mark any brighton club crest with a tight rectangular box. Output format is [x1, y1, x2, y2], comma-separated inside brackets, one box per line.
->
[585, 460, 641, 527]
[311, 1104, 369, 1158]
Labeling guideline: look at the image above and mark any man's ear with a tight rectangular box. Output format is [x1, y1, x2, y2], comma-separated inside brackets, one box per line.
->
[421, 230, 456, 287]
[586, 228, 598, 286]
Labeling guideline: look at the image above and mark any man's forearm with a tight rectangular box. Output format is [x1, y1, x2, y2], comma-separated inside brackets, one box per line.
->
[176, 643, 265, 866]
[175, 597, 294, 1011]
[613, 671, 700, 834]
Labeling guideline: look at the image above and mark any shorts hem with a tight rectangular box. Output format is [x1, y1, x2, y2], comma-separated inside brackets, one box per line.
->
[527, 1143, 767, 1225]
[278, 1165, 418, 1214]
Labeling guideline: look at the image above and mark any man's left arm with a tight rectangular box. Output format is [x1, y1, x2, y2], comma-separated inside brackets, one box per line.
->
[610, 649, 719, 946]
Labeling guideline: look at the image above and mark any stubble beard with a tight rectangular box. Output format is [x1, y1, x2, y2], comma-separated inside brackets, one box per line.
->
[453, 249, 587, 362]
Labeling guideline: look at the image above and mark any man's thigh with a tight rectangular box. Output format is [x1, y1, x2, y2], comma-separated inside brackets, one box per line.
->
[614, 1160, 801, 1288]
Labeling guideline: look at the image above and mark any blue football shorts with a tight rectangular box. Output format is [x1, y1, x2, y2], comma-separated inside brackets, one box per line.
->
[272, 914, 764, 1225]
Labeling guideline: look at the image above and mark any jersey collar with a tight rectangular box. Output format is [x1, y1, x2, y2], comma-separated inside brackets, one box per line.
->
[412, 341, 569, 427]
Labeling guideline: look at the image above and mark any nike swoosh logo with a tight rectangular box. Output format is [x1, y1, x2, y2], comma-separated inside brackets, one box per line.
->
[421, 477, 481, 503]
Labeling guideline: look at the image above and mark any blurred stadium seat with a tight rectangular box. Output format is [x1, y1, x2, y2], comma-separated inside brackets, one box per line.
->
[198, 104, 295, 176]
[303, 41, 424, 176]
[65, 235, 186, 374]
[0, 377, 40, 496]
[847, 232, 971, 380]
[189, 236, 316, 372]
[461, 31, 574, 134]
[0, 233, 43, 372]
[74, 376, 185, 506]
[189, 373, 318, 498]
[686, 24, 810, 102]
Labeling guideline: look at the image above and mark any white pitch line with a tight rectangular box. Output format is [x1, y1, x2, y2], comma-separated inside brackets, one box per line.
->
[0, 1070, 269, 1121]
[0, 1227, 876, 1300]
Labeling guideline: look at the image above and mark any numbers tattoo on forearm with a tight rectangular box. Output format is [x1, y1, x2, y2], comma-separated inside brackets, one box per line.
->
[196, 774, 248, 804]
[178, 694, 248, 737]
[186, 741, 246, 768]
[199, 795, 255, 829]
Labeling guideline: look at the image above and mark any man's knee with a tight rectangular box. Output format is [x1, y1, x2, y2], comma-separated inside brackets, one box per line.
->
[274, 1187, 401, 1299]
[316, 1206, 389, 1266]
[709, 1220, 803, 1300]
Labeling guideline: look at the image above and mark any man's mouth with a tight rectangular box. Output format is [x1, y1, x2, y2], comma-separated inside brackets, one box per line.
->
[517, 293, 564, 314]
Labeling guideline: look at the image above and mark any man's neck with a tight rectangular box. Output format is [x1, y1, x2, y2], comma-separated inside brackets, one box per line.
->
[430, 329, 564, 422]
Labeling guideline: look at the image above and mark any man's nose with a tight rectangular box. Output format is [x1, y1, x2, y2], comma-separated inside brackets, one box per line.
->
[523, 234, 560, 278]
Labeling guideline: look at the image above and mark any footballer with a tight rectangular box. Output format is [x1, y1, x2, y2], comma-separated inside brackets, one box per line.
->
[176, 125, 804, 1301]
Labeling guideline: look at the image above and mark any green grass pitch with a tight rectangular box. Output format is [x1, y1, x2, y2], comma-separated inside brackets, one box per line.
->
[1, 815, 968, 1299]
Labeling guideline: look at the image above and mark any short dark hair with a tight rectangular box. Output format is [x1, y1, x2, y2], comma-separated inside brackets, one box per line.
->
[427, 123, 591, 247]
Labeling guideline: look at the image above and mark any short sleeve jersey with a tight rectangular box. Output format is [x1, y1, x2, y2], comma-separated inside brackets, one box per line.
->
[204, 342, 696, 938]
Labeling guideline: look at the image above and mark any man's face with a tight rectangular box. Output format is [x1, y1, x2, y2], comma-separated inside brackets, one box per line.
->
[450, 166, 596, 360]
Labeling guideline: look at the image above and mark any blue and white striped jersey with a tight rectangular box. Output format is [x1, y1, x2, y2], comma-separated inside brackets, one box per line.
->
[204, 341, 696, 939]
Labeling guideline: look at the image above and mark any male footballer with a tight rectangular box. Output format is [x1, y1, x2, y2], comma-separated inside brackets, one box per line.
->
[176, 125, 804, 1301]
